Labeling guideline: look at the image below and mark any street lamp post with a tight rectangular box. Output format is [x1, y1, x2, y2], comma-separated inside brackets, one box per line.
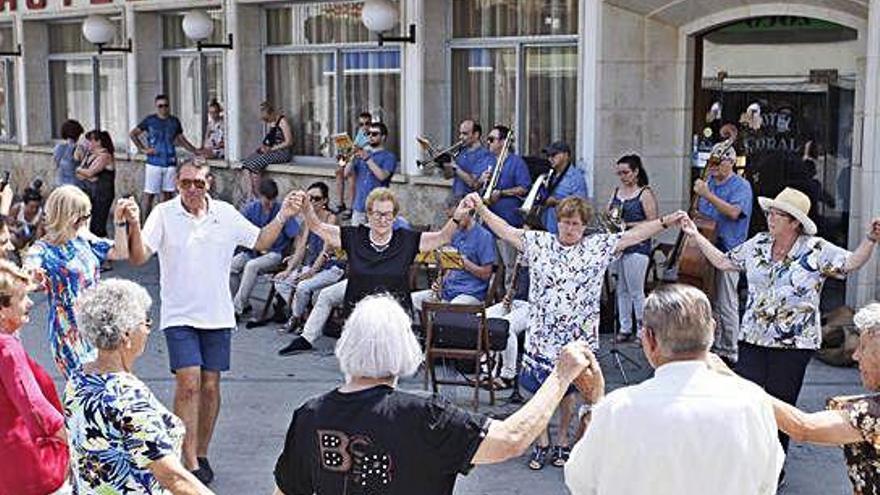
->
[182, 10, 233, 147]
[361, 0, 416, 46]
[82, 15, 131, 131]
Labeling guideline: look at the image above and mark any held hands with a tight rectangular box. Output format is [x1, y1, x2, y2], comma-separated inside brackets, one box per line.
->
[678, 215, 698, 236]
[693, 179, 710, 198]
[868, 218, 880, 243]
[280, 191, 304, 220]
[661, 210, 689, 229]
[114, 198, 141, 226]
[461, 192, 484, 214]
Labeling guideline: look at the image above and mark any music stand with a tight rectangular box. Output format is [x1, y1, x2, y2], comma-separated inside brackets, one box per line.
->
[596, 269, 642, 385]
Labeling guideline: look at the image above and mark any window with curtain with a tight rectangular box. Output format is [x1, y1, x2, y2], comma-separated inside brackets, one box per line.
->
[451, 1, 579, 157]
[0, 26, 17, 142]
[160, 13, 226, 148]
[161, 54, 224, 147]
[264, 2, 401, 160]
[48, 19, 127, 145]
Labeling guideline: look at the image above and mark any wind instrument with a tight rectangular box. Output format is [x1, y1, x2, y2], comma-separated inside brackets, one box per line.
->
[519, 168, 556, 229]
[598, 204, 626, 233]
[482, 130, 514, 204]
[416, 136, 466, 172]
[501, 254, 523, 314]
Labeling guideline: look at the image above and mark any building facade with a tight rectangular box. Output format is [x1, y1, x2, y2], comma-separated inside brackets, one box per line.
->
[0, 0, 878, 305]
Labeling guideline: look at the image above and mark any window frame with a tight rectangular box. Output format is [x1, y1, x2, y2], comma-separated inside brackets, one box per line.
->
[447, 19, 579, 155]
[0, 57, 17, 143]
[262, 3, 403, 167]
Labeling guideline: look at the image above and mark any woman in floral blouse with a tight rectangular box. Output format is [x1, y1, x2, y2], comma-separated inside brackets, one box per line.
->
[66, 278, 212, 495]
[464, 192, 686, 470]
[681, 187, 880, 458]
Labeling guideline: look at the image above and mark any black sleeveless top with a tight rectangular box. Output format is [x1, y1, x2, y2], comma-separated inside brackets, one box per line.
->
[262, 115, 287, 148]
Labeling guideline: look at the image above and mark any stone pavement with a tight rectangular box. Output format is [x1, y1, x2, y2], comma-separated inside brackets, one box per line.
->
[19, 260, 861, 495]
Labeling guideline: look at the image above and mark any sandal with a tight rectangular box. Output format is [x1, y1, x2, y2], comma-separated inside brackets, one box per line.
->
[528, 445, 550, 470]
[479, 376, 515, 391]
[552, 445, 571, 467]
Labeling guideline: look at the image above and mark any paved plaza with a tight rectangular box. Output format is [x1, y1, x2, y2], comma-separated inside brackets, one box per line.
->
[20, 260, 862, 494]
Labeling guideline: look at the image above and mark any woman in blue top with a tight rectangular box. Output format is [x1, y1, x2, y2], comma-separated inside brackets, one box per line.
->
[607, 154, 657, 342]
[52, 119, 84, 187]
[24, 186, 137, 377]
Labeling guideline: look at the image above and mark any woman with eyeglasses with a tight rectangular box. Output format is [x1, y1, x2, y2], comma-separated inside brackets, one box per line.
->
[607, 154, 657, 342]
[24, 185, 138, 377]
[66, 279, 214, 495]
[280, 186, 468, 353]
[680, 187, 880, 474]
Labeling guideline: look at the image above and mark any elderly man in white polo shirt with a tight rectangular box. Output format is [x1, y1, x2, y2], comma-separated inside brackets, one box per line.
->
[127, 160, 300, 484]
[565, 284, 784, 495]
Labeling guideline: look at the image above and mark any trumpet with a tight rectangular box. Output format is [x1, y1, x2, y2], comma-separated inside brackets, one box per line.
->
[336, 145, 364, 169]
[416, 136, 466, 172]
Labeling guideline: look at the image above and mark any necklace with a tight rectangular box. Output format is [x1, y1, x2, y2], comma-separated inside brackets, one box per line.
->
[369, 230, 391, 253]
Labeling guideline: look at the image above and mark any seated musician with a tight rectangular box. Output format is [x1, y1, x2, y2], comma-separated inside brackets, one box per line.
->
[411, 197, 496, 311]
[693, 141, 753, 365]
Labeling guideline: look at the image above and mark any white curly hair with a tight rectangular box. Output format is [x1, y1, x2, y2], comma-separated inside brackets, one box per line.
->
[855, 303, 880, 336]
[76, 278, 152, 350]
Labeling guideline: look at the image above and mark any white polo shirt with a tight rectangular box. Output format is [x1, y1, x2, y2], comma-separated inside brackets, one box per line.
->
[142, 196, 260, 330]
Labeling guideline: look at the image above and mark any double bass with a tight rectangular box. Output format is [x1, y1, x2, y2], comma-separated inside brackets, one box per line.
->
[662, 139, 735, 298]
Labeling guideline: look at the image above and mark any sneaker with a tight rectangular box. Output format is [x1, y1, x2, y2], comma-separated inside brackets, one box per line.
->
[278, 337, 313, 356]
[191, 467, 211, 485]
[197, 457, 214, 484]
[235, 304, 253, 320]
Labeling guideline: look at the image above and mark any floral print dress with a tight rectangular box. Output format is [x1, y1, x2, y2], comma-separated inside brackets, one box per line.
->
[521, 230, 621, 376]
[827, 393, 880, 494]
[727, 233, 850, 350]
[25, 236, 113, 377]
[64, 371, 184, 495]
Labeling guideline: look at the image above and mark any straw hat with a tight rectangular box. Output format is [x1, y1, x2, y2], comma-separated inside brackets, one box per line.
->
[757, 187, 817, 236]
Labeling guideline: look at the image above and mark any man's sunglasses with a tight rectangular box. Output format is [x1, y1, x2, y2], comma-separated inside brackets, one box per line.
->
[368, 131, 383, 137]
[179, 178, 207, 190]
[157, 103, 169, 108]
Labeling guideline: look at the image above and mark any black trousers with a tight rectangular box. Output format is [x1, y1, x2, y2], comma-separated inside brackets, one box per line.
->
[735, 341, 814, 453]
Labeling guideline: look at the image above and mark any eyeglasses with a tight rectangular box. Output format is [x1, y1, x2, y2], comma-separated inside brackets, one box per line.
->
[766, 208, 793, 220]
[76, 213, 92, 224]
[486, 136, 500, 143]
[368, 131, 382, 137]
[156, 103, 169, 108]
[368, 210, 394, 221]
[309, 195, 325, 203]
[179, 178, 207, 190]
[616, 170, 632, 176]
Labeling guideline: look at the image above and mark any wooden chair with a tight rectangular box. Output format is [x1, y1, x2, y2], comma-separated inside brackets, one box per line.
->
[420, 265, 507, 411]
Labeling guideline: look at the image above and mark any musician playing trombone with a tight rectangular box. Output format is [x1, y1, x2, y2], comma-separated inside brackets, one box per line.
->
[446, 119, 493, 200]
[477, 125, 532, 283]
[410, 197, 496, 312]
[540, 141, 589, 234]
[462, 191, 687, 471]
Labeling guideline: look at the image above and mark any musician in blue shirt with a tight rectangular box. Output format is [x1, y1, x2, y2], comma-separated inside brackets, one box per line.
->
[695, 142, 753, 364]
[477, 125, 532, 282]
[411, 198, 496, 312]
[540, 141, 589, 234]
[445, 119, 493, 199]
[346, 122, 397, 226]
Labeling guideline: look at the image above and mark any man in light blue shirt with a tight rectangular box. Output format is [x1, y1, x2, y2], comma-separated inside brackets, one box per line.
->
[346, 122, 397, 226]
[230, 178, 300, 316]
[445, 119, 493, 200]
[411, 198, 496, 312]
[540, 141, 589, 234]
[695, 142, 753, 364]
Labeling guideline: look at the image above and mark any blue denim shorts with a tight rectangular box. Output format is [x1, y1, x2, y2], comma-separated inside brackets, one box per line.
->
[164, 326, 232, 372]
[519, 364, 577, 396]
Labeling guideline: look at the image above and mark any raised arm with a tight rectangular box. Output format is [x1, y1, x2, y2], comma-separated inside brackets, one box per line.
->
[253, 192, 302, 253]
[121, 199, 153, 266]
[677, 216, 740, 272]
[616, 210, 685, 253]
[463, 192, 524, 252]
[419, 199, 471, 252]
[694, 179, 743, 220]
[843, 218, 880, 273]
[301, 193, 341, 249]
[471, 342, 594, 464]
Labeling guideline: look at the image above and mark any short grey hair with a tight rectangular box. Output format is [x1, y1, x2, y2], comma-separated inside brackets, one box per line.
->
[644, 284, 715, 356]
[76, 279, 152, 351]
[854, 303, 880, 335]
[335, 294, 423, 379]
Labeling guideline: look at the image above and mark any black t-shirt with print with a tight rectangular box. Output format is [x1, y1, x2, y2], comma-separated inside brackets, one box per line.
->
[340, 226, 422, 315]
[274, 386, 489, 495]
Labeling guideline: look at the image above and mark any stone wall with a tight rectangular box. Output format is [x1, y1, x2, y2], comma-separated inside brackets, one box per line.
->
[0, 147, 453, 227]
